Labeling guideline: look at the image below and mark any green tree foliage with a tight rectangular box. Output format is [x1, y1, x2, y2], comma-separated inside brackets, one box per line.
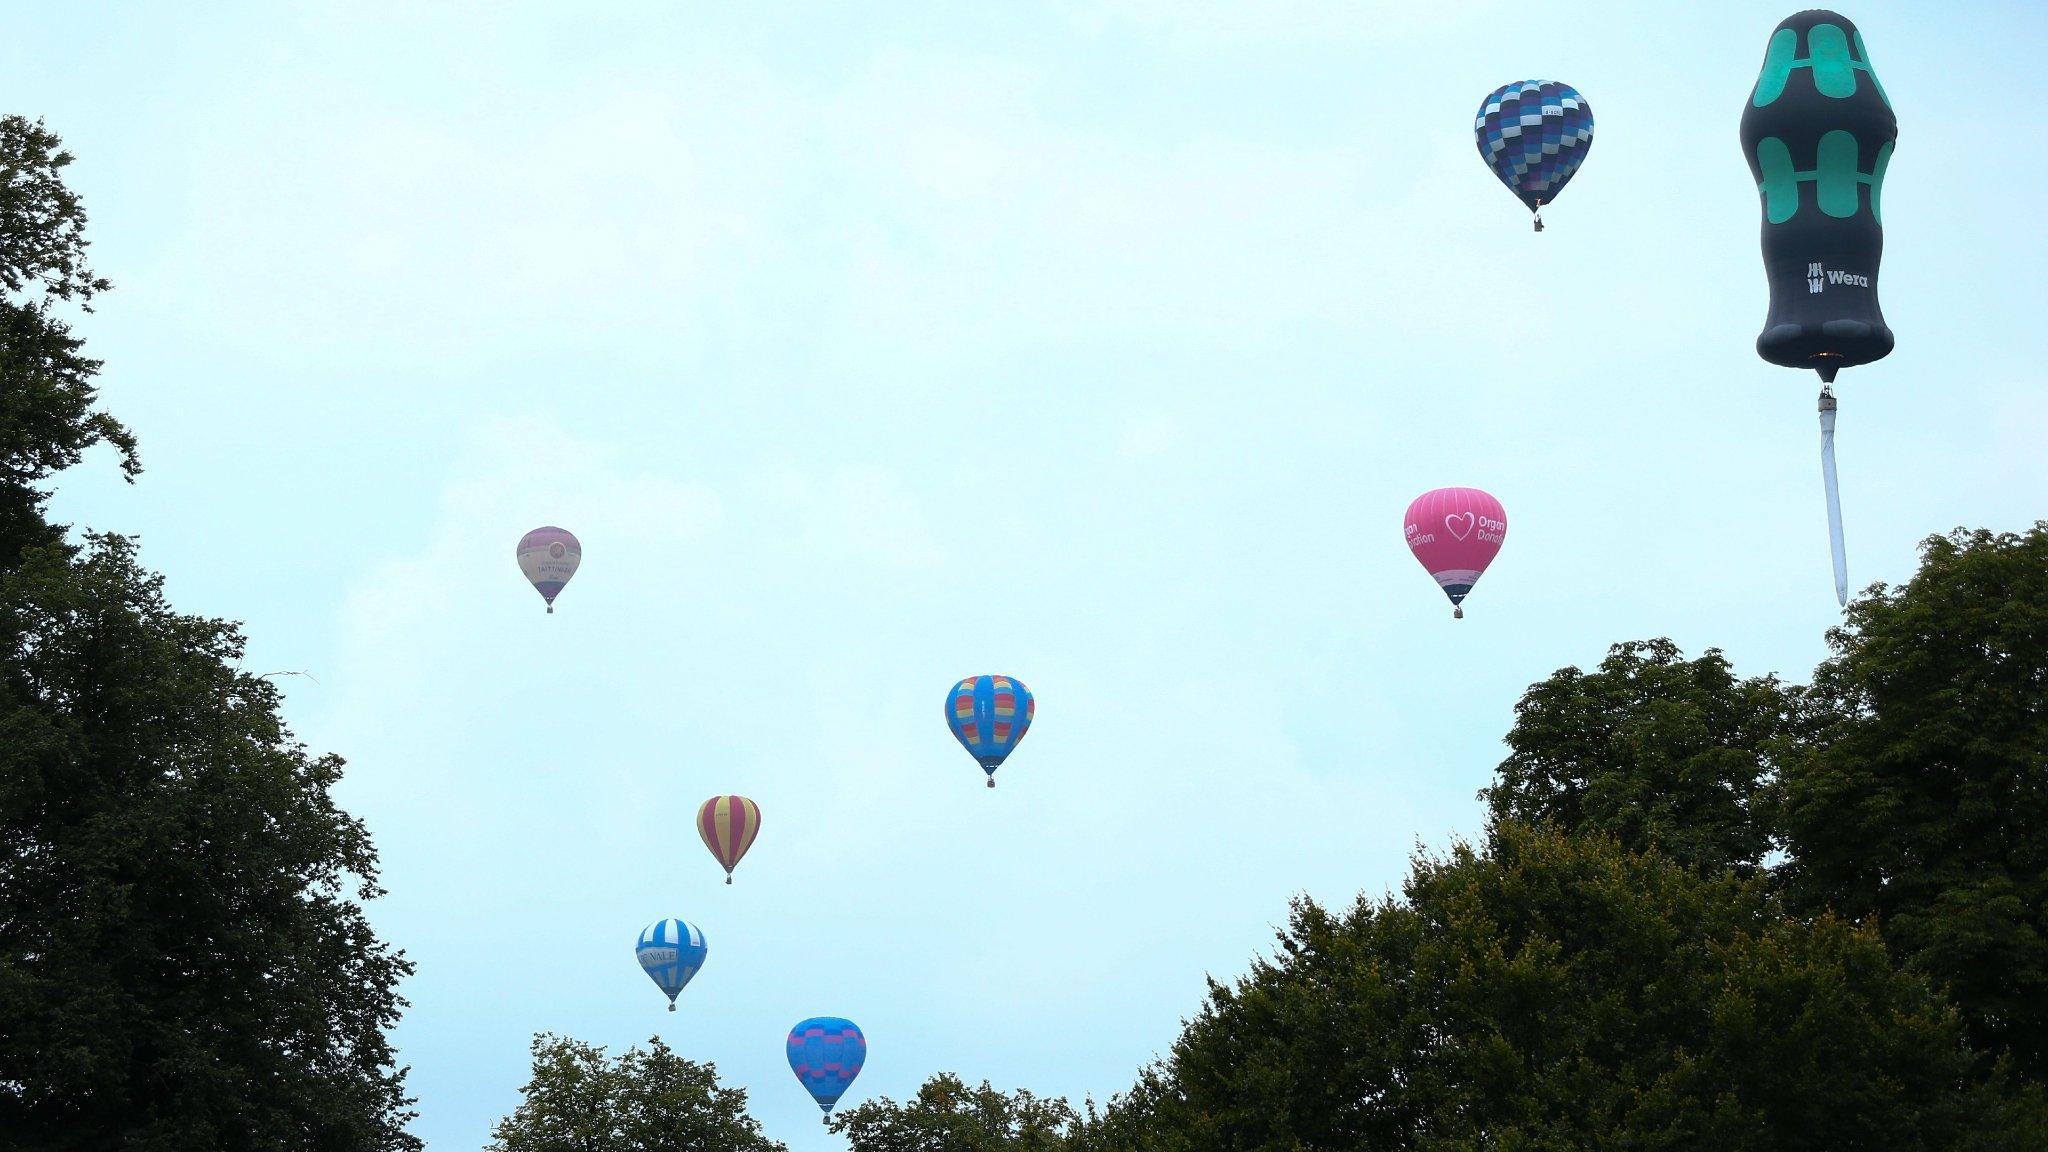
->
[0, 118, 415, 1150]
[1483, 638, 1793, 875]
[488, 1034, 783, 1152]
[1092, 823, 2044, 1152]
[0, 117, 110, 304]
[0, 537, 418, 1149]
[834, 1073, 1081, 1152]
[0, 116, 136, 560]
[1779, 524, 2048, 1076]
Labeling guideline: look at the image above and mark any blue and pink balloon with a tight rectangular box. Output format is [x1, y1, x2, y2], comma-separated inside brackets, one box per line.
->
[788, 1017, 866, 1123]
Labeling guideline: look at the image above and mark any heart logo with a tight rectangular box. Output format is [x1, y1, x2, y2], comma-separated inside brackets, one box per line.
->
[1444, 512, 1475, 541]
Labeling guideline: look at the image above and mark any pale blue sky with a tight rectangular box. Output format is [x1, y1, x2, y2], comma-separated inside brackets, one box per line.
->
[11, 2, 2047, 1148]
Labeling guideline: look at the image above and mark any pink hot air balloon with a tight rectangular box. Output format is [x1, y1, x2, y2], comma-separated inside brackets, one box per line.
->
[1403, 488, 1506, 619]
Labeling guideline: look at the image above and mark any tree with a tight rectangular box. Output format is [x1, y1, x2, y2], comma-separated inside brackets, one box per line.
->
[0, 116, 136, 562]
[488, 1034, 783, 1152]
[1090, 823, 2045, 1152]
[0, 119, 415, 1150]
[0, 537, 418, 1149]
[0, 116, 110, 305]
[834, 1074, 1080, 1152]
[1482, 638, 1793, 875]
[1778, 524, 2048, 1076]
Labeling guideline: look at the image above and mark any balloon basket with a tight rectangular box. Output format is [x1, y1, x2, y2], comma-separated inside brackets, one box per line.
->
[1453, 607, 1464, 619]
[667, 1003, 675, 1013]
[986, 777, 996, 789]
[725, 876, 733, 885]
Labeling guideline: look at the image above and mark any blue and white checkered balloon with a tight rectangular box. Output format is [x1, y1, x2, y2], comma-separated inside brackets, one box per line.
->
[1475, 80, 1594, 216]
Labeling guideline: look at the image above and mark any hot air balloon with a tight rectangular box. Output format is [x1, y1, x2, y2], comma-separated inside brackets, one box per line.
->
[697, 795, 761, 885]
[517, 526, 581, 613]
[946, 675, 1033, 788]
[787, 1017, 866, 1125]
[1404, 488, 1507, 619]
[1475, 81, 1594, 231]
[1740, 10, 1896, 607]
[635, 918, 706, 1012]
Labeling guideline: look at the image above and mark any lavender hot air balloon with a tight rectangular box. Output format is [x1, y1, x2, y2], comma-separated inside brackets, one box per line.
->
[517, 526, 581, 613]
[1404, 488, 1506, 619]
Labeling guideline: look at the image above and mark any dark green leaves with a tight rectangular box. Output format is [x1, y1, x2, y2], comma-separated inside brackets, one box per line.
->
[834, 1073, 1082, 1152]
[488, 1034, 783, 1152]
[1781, 524, 2048, 1076]
[0, 122, 413, 1145]
[0, 536, 418, 1150]
[1484, 638, 1794, 875]
[0, 116, 137, 566]
[0, 117, 109, 305]
[1096, 825, 2039, 1152]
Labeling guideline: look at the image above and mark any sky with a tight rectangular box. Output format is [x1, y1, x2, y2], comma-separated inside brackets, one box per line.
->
[8, 1, 2048, 1147]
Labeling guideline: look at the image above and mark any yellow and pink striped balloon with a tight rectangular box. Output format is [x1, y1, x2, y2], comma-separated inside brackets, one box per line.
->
[696, 795, 761, 884]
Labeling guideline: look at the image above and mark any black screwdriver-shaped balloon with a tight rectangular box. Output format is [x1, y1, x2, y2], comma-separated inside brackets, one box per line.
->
[1740, 9, 1897, 606]
[1741, 8, 1897, 379]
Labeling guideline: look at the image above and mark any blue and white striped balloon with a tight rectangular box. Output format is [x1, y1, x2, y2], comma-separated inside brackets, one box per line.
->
[636, 918, 707, 1011]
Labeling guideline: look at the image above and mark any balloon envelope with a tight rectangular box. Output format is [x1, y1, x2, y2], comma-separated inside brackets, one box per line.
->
[697, 795, 761, 883]
[1404, 488, 1507, 612]
[787, 1017, 866, 1116]
[1475, 81, 1593, 215]
[517, 526, 581, 612]
[635, 918, 706, 1009]
[1740, 9, 1895, 379]
[946, 675, 1033, 783]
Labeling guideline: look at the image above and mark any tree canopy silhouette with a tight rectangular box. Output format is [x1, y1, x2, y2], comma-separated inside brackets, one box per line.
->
[0, 116, 415, 1151]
